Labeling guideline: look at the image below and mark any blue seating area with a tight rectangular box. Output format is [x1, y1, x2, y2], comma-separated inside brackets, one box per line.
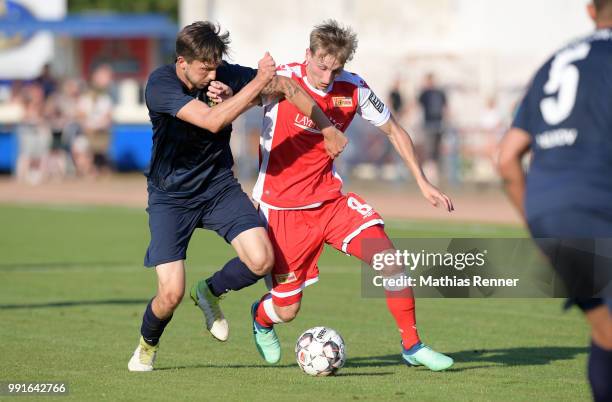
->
[0, 129, 18, 172]
[108, 124, 153, 172]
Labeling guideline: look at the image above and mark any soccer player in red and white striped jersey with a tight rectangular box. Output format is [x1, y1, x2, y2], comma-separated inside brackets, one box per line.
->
[251, 20, 455, 371]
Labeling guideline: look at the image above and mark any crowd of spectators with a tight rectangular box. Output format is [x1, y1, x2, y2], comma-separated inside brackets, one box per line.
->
[12, 64, 114, 184]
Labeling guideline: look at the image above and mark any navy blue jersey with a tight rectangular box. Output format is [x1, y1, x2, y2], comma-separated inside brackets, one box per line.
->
[512, 29, 612, 220]
[144, 62, 256, 197]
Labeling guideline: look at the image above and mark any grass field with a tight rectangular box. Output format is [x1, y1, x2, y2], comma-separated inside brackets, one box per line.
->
[0, 203, 591, 401]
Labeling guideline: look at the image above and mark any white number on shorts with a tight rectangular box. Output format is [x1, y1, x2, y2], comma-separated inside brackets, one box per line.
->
[539, 43, 590, 125]
[348, 197, 373, 216]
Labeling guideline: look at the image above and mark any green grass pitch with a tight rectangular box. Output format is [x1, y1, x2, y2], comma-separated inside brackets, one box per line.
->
[0, 204, 591, 401]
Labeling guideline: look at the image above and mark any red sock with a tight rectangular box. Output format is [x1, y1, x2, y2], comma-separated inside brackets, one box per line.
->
[255, 294, 277, 328]
[384, 287, 420, 349]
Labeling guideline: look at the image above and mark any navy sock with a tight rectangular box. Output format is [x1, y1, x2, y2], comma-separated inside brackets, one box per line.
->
[589, 340, 612, 402]
[140, 299, 172, 346]
[402, 341, 424, 354]
[206, 257, 264, 297]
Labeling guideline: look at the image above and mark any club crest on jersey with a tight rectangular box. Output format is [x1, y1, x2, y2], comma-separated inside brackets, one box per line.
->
[332, 96, 353, 108]
[275, 272, 297, 284]
[368, 92, 384, 113]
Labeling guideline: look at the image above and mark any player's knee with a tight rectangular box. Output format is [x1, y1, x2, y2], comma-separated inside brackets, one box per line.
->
[375, 249, 404, 277]
[276, 302, 301, 322]
[593, 324, 612, 350]
[158, 289, 184, 311]
[245, 249, 274, 276]
[381, 263, 405, 277]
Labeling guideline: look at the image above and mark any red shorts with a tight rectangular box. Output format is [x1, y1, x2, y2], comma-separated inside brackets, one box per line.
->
[259, 192, 392, 306]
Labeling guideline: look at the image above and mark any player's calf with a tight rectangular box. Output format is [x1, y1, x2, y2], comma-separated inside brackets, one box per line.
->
[275, 301, 301, 323]
[587, 305, 612, 350]
[153, 260, 186, 316]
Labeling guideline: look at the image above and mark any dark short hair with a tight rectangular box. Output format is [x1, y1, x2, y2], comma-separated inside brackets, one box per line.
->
[594, 0, 612, 13]
[176, 21, 230, 64]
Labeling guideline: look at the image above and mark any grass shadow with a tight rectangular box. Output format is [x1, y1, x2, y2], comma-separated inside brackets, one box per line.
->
[344, 345, 588, 370]
[156, 363, 296, 370]
[0, 261, 132, 271]
[0, 298, 149, 309]
[449, 346, 588, 368]
[156, 364, 393, 377]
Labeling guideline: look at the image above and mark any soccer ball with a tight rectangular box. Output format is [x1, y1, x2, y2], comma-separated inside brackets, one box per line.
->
[295, 326, 346, 376]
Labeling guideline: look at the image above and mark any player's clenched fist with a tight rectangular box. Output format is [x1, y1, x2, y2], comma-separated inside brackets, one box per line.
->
[322, 127, 348, 159]
[256, 52, 276, 84]
[206, 81, 233, 104]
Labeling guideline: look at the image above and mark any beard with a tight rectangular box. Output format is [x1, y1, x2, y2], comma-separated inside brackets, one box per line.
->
[185, 70, 209, 90]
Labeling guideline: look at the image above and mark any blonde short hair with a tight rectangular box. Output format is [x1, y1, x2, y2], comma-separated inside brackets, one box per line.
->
[309, 20, 358, 65]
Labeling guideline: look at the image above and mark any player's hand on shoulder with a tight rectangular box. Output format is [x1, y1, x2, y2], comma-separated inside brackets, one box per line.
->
[207, 81, 233, 104]
[419, 180, 454, 212]
[256, 52, 276, 84]
[322, 127, 348, 159]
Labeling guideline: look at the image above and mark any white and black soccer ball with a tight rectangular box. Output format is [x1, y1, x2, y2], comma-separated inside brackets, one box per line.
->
[295, 326, 346, 376]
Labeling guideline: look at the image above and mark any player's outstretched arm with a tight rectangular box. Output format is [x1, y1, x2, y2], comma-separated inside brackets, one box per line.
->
[176, 52, 276, 133]
[261, 75, 348, 159]
[497, 127, 532, 219]
[379, 115, 454, 212]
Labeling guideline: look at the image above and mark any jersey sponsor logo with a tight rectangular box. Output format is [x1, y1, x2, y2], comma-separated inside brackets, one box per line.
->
[535, 128, 578, 149]
[348, 196, 374, 219]
[275, 272, 297, 284]
[294, 113, 344, 133]
[332, 96, 353, 108]
[294, 114, 322, 134]
[368, 92, 384, 113]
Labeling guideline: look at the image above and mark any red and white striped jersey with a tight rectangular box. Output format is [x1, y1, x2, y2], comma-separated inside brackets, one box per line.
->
[252, 62, 391, 209]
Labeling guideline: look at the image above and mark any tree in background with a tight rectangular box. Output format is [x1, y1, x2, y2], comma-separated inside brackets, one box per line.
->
[68, 0, 178, 21]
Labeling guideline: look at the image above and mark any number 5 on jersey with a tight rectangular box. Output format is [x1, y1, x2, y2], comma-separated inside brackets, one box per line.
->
[540, 43, 591, 125]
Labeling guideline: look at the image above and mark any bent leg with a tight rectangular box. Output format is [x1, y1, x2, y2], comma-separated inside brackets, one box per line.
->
[205, 227, 274, 297]
[202, 181, 274, 297]
[345, 224, 421, 349]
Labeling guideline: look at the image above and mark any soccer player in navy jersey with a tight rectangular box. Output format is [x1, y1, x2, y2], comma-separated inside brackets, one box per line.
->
[498, 2, 612, 400]
[128, 21, 347, 371]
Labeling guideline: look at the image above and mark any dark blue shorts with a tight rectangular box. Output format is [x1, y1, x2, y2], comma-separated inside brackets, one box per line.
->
[527, 207, 612, 314]
[144, 175, 263, 267]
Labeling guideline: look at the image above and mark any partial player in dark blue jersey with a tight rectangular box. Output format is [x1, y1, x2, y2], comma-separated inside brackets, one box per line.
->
[128, 21, 348, 372]
[498, 2, 612, 400]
